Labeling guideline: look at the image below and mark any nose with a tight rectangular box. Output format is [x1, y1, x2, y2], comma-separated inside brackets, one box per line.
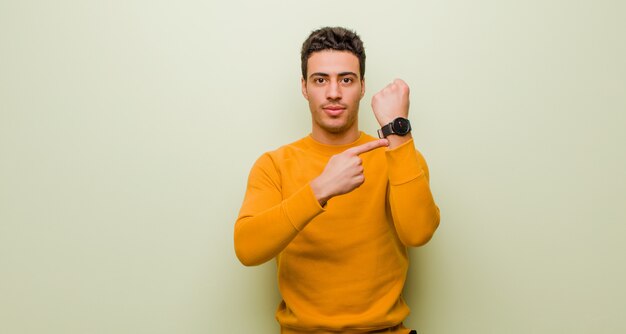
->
[326, 81, 341, 100]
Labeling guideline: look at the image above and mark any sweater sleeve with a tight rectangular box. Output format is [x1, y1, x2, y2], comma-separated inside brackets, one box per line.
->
[386, 139, 441, 247]
[234, 153, 325, 266]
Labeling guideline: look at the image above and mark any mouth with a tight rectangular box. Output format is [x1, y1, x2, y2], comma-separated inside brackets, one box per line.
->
[322, 105, 346, 117]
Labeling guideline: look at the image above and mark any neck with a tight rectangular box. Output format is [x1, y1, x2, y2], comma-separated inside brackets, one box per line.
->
[311, 127, 360, 145]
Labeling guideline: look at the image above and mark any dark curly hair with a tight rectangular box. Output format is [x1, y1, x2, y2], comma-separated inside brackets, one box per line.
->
[300, 27, 366, 80]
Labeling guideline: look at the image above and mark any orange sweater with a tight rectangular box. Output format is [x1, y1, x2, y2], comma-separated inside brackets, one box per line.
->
[235, 132, 440, 333]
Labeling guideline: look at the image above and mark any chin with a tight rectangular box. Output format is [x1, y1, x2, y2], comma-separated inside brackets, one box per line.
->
[320, 121, 352, 134]
[313, 113, 357, 135]
[324, 127, 347, 134]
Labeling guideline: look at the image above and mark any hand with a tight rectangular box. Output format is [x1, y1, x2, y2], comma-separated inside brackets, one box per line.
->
[371, 79, 410, 126]
[310, 139, 389, 205]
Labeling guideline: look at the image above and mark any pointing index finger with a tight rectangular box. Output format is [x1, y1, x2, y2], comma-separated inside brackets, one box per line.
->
[345, 139, 389, 156]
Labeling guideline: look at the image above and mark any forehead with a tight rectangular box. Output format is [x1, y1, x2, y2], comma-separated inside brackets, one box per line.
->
[307, 50, 360, 78]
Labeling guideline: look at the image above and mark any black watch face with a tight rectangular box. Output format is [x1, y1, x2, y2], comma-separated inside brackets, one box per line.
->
[393, 118, 410, 134]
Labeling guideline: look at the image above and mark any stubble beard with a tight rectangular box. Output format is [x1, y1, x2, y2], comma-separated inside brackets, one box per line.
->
[313, 107, 359, 135]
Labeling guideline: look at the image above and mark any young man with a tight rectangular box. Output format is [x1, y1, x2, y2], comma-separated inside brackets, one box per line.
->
[234, 27, 440, 334]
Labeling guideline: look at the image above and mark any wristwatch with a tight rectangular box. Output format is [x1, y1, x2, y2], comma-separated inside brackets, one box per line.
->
[377, 117, 412, 138]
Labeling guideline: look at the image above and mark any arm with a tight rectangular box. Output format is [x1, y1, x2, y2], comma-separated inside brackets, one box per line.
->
[372, 79, 441, 246]
[235, 140, 390, 265]
[386, 139, 440, 246]
[234, 154, 324, 266]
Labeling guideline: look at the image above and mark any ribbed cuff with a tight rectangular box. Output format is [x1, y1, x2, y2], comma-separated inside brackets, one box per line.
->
[385, 139, 424, 185]
[282, 183, 325, 231]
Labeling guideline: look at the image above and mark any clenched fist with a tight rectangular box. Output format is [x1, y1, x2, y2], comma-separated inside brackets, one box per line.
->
[371, 79, 410, 127]
[310, 139, 389, 206]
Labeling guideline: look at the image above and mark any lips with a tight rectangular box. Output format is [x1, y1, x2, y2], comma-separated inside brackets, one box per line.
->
[322, 105, 346, 117]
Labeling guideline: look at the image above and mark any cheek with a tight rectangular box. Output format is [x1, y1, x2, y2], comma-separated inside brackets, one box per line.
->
[349, 89, 363, 104]
[306, 88, 320, 100]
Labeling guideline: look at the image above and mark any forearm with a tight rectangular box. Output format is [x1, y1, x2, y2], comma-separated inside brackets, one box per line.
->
[235, 208, 300, 266]
[386, 139, 440, 246]
[234, 184, 324, 266]
[389, 175, 440, 246]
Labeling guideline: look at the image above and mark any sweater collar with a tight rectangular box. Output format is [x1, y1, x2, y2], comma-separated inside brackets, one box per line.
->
[303, 131, 374, 156]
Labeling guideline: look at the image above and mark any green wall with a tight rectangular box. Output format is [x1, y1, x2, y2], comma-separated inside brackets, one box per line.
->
[1, 1, 625, 333]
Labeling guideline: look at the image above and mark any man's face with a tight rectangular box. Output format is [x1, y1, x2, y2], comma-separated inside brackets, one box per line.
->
[301, 50, 365, 136]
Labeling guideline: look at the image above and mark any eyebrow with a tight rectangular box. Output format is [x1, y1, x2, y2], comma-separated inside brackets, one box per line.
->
[309, 71, 359, 79]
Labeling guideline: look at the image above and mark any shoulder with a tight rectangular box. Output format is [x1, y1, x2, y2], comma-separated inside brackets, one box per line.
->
[250, 136, 309, 171]
[263, 136, 308, 161]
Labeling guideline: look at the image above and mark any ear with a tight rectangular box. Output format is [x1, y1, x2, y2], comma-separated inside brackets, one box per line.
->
[360, 78, 366, 98]
[301, 77, 308, 100]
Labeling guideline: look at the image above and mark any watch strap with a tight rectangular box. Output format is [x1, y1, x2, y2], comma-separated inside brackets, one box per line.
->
[377, 123, 394, 138]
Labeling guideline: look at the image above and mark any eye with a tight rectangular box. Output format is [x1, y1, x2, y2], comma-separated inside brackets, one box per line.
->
[341, 77, 353, 84]
[314, 77, 326, 84]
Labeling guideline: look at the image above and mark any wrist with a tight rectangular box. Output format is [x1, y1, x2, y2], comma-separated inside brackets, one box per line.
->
[310, 178, 332, 206]
[377, 117, 412, 139]
[377, 115, 406, 127]
[386, 133, 412, 149]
